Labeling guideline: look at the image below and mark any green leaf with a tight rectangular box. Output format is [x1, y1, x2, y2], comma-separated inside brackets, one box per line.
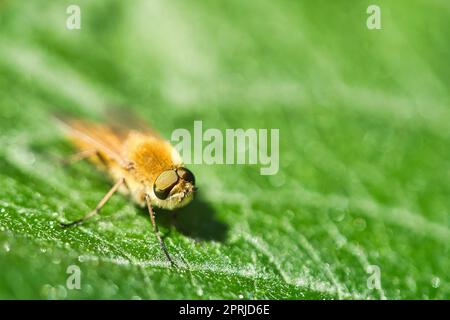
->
[0, 0, 449, 299]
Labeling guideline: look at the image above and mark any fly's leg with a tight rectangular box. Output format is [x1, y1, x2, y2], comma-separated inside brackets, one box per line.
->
[60, 178, 125, 227]
[145, 195, 176, 267]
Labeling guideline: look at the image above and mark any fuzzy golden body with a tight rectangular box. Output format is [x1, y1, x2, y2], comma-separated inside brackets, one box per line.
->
[58, 117, 196, 266]
[63, 120, 194, 210]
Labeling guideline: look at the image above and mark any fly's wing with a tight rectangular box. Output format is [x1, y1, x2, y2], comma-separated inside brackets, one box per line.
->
[104, 107, 183, 167]
[104, 106, 163, 140]
[102, 107, 183, 167]
[55, 116, 130, 167]
[54, 110, 172, 168]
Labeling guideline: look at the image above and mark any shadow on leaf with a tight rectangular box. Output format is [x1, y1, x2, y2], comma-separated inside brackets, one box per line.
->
[155, 194, 228, 243]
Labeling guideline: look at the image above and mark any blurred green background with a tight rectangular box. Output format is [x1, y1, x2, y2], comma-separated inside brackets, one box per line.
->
[0, 0, 449, 299]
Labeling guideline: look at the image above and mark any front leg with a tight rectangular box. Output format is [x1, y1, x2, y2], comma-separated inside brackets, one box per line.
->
[60, 178, 125, 227]
[145, 195, 177, 267]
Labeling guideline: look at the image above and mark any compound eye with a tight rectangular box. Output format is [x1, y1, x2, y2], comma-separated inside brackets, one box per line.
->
[176, 167, 195, 185]
[153, 170, 179, 200]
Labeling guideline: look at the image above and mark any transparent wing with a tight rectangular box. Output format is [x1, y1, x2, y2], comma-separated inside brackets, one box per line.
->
[56, 117, 128, 166]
